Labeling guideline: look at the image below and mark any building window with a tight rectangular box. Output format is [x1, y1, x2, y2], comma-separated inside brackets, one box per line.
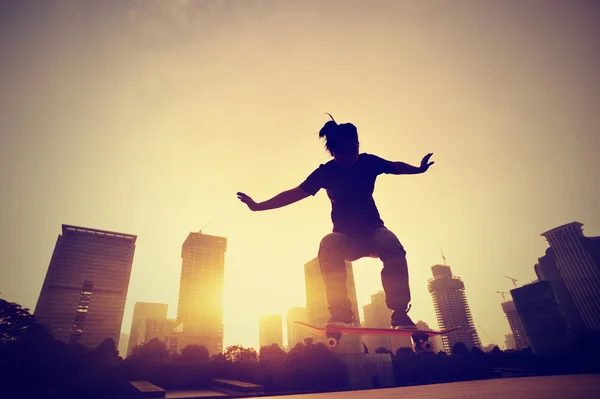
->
[68, 280, 94, 343]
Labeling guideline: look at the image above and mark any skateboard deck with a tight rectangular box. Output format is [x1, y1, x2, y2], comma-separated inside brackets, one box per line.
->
[295, 321, 460, 352]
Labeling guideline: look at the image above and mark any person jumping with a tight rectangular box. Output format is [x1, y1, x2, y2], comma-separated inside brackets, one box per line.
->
[237, 114, 434, 330]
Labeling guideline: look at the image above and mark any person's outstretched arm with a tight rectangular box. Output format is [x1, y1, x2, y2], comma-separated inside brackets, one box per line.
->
[237, 187, 310, 212]
[390, 153, 435, 175]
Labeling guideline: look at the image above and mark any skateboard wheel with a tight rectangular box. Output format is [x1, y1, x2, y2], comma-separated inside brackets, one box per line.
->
[422, 341, 434, 352]
[327, 337, 339, 349]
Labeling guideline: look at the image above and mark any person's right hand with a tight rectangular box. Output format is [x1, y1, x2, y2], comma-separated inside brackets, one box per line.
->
[237, 192, 260, 211]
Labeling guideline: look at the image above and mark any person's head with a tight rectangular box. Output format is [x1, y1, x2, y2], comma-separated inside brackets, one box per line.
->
[318, 114, 359, 167]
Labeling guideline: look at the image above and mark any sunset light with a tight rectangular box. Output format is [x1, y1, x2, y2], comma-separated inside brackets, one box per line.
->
[1, 2, 600, 397]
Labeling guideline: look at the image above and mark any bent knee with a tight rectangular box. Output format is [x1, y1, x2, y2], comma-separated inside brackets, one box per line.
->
[319, 233, 347, 251]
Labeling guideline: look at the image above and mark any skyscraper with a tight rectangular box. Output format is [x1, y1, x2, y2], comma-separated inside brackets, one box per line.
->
[137, 317, 177, 348]
[259, 314, 283, 349]
[500, 299, 529, 350]
[34, 224, 136, 349]
[127, 302, 169, 357]
[535, 247, 586, 338]
[427, 265, 481, 351]
[304, 257, 361, 329]
[176, 232, 226, 355]
[362, 291, 411, 352]
[286, 307, 307, 349]
[540, 222, 600, 333]
[504, 333, 516, 350]
[511, 281, 575, 356]
[118, 333, 129, 358]
[304, 257, 362, 353]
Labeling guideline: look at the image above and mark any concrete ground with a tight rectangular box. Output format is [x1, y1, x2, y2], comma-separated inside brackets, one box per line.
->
[258, 374, 600, 399]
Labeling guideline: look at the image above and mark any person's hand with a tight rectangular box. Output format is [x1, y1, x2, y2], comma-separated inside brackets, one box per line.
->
[237, 192, 260, 211]
[420, 153, 435, 173]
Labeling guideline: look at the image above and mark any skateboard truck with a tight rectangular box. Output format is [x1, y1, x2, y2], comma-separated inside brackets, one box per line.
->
[411, 332, 434, 353]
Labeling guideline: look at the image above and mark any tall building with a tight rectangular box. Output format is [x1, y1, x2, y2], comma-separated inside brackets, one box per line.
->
[535, 247, 586, 338]
[427, 265, 481, 352]
[539, 222, 600, 333]
[304, 257, 362, 353]
[362, 291, 411, 352]
[511, 280, 575, 356]
[259, 314, 283, 349]
[137, 317, 177, 347]
[118, 333, 129, 358]
[286, 307, 307, 349]
[34, 224, 136, 349]
[127, 302, 169, 357]
[176, 232, 227, 355]
[504, 333, 516, 350]
[500, 300, 529, 350]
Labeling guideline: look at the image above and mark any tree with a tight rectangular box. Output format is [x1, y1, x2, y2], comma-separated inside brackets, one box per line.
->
[224, 345, 258, 363]
[521, 347, 533, 356]
[131, 337, 169, 362]
[181, 344, 209, 362]
[395, 347, 416, 359]
[0, 299, 51, 343]
[90, 338, 119, 367]
[451, 342, 470, 356]
[93, 338, 118, 358]
[259, 343, 286, 367]
[470, 346, 485, 357]
[284, 340, 347, 391]
[210, 353, 226, 362]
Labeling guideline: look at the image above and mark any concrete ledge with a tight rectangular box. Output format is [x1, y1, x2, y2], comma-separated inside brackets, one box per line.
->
[211, 379, 264, 393]
[129, 381, 167, 398]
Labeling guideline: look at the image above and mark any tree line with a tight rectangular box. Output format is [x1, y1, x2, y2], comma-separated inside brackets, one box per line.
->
[2, 298, 599, 398]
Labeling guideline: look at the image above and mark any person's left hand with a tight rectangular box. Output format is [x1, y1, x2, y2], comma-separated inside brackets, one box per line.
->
[420, 153, 435, 172]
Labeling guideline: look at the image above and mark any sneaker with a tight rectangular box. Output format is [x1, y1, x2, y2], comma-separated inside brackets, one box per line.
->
[391, 305, 418, 330]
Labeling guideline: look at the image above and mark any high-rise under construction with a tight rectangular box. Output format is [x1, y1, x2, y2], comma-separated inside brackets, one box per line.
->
[427, 264, 481, 352]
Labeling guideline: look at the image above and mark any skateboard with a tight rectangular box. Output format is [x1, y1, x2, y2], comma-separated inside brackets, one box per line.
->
[295, 321, 460, 352]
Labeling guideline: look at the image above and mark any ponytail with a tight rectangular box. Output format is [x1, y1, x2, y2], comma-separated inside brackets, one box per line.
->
[318, 113, 358, 155]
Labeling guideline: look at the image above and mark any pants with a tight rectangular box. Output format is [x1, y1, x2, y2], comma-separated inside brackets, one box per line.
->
[317, 227, 411, 322]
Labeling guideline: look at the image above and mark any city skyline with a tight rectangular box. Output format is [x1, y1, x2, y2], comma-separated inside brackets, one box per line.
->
[23, 220, 598, 353]
[1, 0, 599, 352]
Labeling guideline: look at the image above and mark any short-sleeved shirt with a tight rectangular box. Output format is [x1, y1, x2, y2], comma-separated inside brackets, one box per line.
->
[299, 153, 395, 237]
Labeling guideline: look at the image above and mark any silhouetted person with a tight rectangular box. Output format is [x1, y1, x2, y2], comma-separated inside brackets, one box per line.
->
[237, 114, 434, 329]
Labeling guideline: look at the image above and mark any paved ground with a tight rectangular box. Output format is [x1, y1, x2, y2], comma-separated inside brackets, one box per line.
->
[259, 374, 600, 399]
[166, 389, 228, 398]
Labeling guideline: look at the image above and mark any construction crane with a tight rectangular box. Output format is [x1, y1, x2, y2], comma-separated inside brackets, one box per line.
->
[478, 325, 494, 346]
[440, 248, 448, 266]
[496, 291, 509, 301]
[503, 275, 518, 287]
[198, 217, 216, 234]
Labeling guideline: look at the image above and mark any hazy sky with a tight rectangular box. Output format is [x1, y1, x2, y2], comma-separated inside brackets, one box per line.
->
[1, 0, 598, 351]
